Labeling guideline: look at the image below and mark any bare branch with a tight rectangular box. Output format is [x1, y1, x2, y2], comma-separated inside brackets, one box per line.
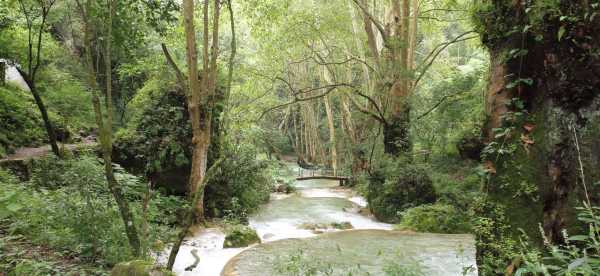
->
[350, 0, 388, 41]
[413, 31, 478, 88]
[161, 43, 188, 92]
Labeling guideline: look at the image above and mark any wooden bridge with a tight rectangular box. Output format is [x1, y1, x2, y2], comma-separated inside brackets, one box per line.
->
[296, 168, 351, 185]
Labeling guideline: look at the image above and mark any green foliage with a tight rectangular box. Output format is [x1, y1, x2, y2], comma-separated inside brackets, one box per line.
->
[0, 156, 179, 268]
[274, 249, 426, 276]
[470, 195, 518, 275]
[0, 86, 45, 157]
[366, 157, 436, 223]
[517, 205, 600, 276]
[223, 224, 260, 248]
[111, 260, 174, 276]
[115, 89, 191, 177]
[397, 203, 472, 234]
[205, 143, 274, 220]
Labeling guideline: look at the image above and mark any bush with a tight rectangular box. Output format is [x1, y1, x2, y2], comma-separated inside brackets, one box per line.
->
[517, 205, 600, 275]
[0, 155, 179, 268]
[397, 203, 472, 234]
[366, 158, 436, 223]
[205, 143, 273, 221]
[223, 225, 260, 248]
[0, 86, 45, 157]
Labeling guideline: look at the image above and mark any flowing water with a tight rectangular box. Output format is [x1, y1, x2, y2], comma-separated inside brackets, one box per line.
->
[166, 163, 477, 275]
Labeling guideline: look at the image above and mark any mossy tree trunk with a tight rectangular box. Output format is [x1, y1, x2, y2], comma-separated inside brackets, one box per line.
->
[478, 0, 600, 249]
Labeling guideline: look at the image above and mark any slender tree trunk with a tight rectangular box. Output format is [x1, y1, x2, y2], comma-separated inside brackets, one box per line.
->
[0, 61, 5, 86]
[30, 84, 61, 156]
[76, 0, 141, 256]
[323, 95, 337, 175]
[17, 0, 61, 157]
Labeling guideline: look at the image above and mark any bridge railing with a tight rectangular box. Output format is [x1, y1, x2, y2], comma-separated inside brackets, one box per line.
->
[297, 168, 345, 178]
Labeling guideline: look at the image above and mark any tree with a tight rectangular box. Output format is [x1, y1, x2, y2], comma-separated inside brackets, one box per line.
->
[474, 0, 600, 262]
[183, 0, 221, 223]
[16, 0, 61, 157]
[75, 0, 141, 257]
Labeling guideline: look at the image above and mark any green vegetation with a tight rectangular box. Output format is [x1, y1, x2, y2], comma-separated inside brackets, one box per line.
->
[0, 86, 45, 157]
[0, 0, 598, 274]
[111, 260, 175, 276]
[223, 225, 260, 248]
[365, 158, 436, 223]
[397, 203, 472, 234]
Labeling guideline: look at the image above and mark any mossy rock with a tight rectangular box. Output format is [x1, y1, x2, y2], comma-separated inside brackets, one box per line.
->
[111, 260, 174, 276]
[299, 222, 354, 231]
[223, 225, 260, 248]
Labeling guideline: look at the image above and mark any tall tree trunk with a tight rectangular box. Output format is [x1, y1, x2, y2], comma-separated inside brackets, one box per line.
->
[76, 0, 141, 256]
[184, 0, 217, 222]
[477, 1, 600, 264]
[323, 95, 337, 175]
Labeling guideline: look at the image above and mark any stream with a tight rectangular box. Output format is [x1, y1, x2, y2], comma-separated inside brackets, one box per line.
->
[164, 162, 477, 275]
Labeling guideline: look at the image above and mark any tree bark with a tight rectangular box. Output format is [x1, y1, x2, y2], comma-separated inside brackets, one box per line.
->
[323, 95, 337, 175]
[17, 0, 61, 157]
[183, 0, 221, 223]
[479, 0, 600, 247]
[76, 0, 141, 256]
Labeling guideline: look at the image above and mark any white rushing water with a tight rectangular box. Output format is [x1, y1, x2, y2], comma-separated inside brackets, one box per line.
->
[165, 163, 476, 275]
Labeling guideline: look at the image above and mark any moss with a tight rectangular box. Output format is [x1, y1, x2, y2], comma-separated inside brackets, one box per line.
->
[223, 225, 260, 248]
[111, 260, 174, 276]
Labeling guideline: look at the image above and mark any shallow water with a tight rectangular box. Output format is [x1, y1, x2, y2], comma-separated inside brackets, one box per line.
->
[223, 230, 477, 276]
[168, 164, 477, 275]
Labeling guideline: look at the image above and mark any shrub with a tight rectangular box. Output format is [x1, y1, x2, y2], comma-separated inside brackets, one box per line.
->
[205, 143, 273, 220]
[366, 158, 436, 223]
[223, 225, 260, 248]
[470, 196, 518, 275]
[397, 203, 472, 234]
[517, 205, 600, 275]
[0, 86, 45, 157]
[0, 155, 179, 267]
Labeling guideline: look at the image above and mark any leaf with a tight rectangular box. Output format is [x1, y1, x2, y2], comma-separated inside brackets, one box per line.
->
[558, 26, 566, 41]
[6, 202, 22, 212]
[567, 235, 588, 241]
[567, 258, 585, 271]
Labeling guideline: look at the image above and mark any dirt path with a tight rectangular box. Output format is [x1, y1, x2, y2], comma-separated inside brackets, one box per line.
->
[1, 141, 97, 162]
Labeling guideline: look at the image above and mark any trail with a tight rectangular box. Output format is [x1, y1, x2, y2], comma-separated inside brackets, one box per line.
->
[0, 141, 96, 162]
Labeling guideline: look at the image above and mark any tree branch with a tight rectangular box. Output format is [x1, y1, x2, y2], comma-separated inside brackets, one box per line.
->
[351, 0, 388, 42]
[161, 43, 188, 91]
[413, 31, 477, 88]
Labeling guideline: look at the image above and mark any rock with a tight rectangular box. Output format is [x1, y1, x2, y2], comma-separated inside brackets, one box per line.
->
[274, 181, 295, 194]
[299, 222, 353, 231]
[262, 233, 275, 239]
[223, 225, 260, 248]
[331, 221, 353, 230]
[111, 260, 174, 276]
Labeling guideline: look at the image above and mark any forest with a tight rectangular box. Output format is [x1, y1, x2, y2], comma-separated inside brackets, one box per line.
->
[0, 0, 599, 275]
